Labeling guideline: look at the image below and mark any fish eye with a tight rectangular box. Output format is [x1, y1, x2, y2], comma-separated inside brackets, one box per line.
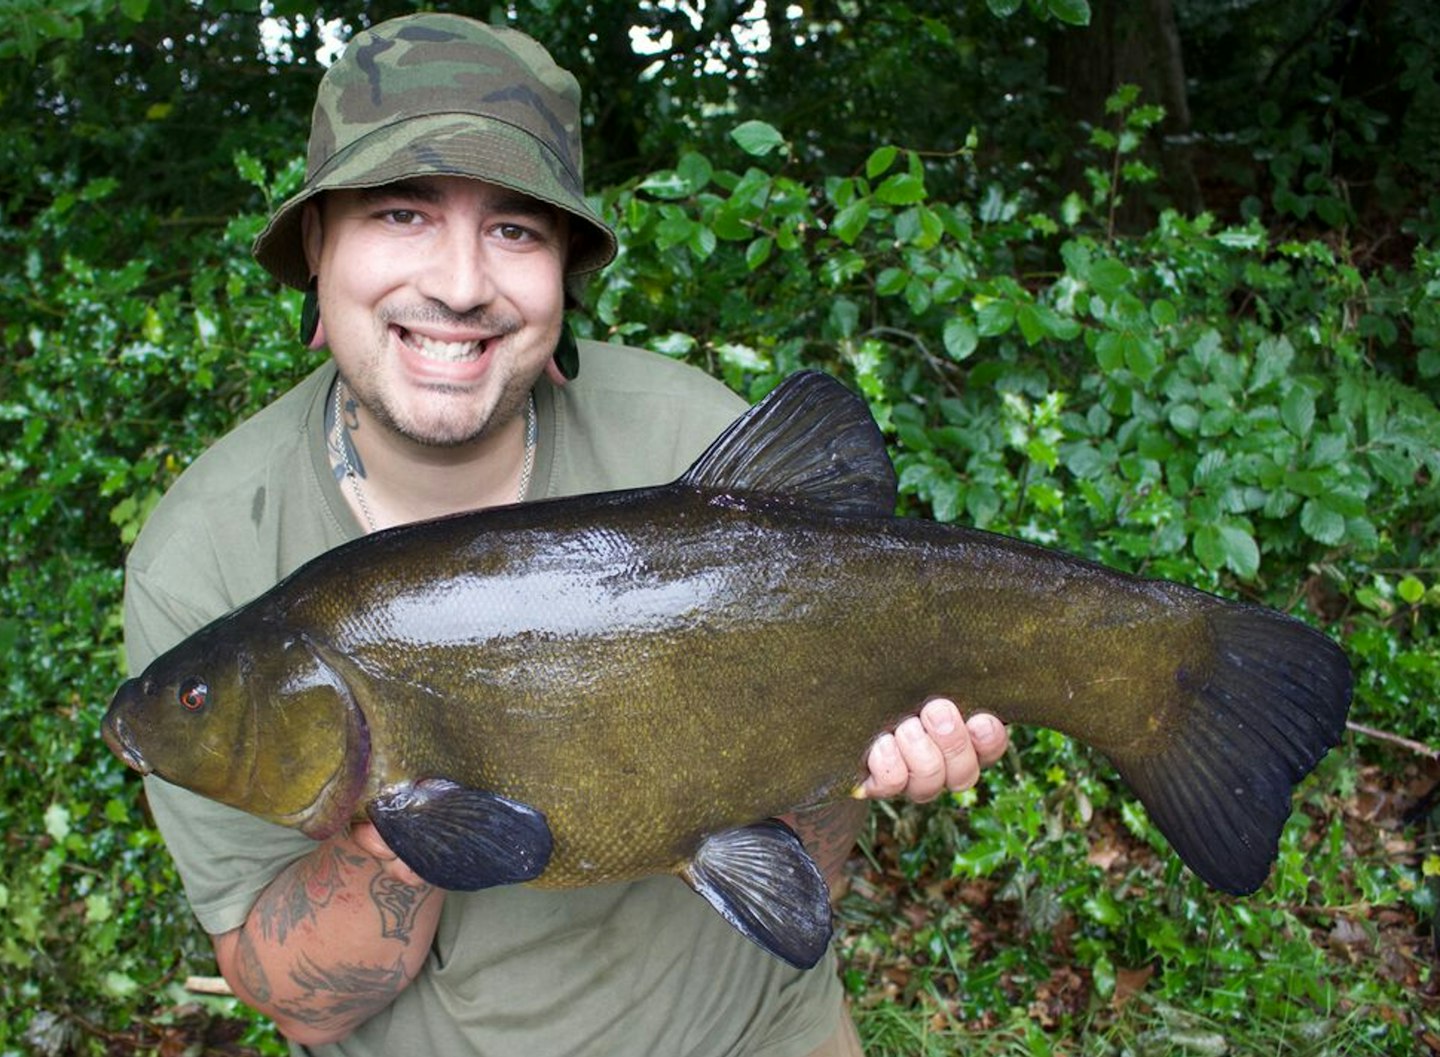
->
[178, 678, 208, 712]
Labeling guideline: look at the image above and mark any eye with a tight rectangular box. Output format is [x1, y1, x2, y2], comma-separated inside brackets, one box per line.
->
[178, 678, 208, 712]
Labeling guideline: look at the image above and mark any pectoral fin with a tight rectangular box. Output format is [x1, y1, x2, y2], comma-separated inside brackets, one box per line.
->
[680, 819, 832, 970]
[366, 779, 553, 891]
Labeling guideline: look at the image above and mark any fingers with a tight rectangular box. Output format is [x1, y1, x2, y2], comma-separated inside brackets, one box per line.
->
[350, 821, 428, 887]
[861, 699, 1008, 802]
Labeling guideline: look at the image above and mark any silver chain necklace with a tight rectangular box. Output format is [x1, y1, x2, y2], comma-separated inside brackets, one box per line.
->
[332, 378, 537, 532]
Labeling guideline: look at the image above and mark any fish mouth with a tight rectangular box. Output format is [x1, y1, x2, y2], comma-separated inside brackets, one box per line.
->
[101, 710, 152, 775]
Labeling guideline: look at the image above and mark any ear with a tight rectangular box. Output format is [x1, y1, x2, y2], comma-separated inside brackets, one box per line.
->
[301, 198, 324, 274]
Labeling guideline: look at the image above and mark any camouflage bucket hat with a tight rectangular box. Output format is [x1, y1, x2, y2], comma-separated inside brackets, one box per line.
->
[252, 13, 618, 290]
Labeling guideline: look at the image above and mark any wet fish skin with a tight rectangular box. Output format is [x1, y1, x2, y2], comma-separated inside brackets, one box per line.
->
[103, 371, 1352, 966]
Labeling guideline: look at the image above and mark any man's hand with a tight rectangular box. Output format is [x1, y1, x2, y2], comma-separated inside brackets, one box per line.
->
[861, 698, 1007, 802]
[351, 821, 429, 888]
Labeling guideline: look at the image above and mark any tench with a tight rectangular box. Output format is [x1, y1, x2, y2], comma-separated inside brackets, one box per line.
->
[104, 370, 1352, 969]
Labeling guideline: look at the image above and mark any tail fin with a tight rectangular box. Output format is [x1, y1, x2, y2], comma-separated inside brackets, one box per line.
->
[1111, 605, 1352, 894]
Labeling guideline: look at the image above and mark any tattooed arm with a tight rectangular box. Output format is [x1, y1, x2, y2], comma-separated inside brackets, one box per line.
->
[212, 824, 442, 1046]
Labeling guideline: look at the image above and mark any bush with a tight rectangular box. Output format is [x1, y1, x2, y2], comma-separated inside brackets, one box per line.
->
[2, 93, 1436, 1052]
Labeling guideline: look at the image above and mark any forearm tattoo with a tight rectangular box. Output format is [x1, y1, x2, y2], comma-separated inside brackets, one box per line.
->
[255, 842, 371, 945]
[371, 873, 431, 942]
[272, 951, 410, 1032]
[233, 928, 272, 1004]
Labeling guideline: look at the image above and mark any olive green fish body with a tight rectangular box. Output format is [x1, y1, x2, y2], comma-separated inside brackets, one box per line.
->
[104, 372, 1352, 967]
[279, 494, 1217, 885]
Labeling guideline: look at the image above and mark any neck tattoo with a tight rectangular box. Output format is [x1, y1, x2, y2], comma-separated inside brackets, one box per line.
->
[331, 378, 538, 533]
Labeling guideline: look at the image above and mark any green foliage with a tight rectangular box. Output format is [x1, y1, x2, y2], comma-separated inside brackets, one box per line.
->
[1, 156, 313, 1055]
[583, 99, 1438, 1050]
[2, 7, 1437, 1053]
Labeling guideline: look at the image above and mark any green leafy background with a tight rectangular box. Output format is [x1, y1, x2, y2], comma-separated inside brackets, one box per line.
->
[3, 1, 1438, 1054]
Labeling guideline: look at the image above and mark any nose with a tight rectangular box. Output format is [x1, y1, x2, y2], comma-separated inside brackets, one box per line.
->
[416, 224, 495, 317]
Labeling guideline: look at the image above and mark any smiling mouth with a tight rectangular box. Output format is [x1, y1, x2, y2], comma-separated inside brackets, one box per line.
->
[397, 326, 489, 363]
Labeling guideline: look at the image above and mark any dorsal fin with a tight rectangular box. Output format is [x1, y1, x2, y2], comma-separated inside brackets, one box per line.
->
[680, 371, 897, 516]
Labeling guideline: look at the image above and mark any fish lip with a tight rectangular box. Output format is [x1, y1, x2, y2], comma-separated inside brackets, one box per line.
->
[101, 712, 153, 775]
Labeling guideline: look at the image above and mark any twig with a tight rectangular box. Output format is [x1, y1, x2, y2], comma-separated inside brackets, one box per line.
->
[1347, 720, 1440, 760]
[184, 975, 234, 996]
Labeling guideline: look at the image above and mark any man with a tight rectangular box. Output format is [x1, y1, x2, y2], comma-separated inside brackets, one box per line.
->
[122, 14, 1008, 1055]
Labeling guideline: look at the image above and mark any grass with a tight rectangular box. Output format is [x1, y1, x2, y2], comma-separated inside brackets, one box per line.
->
[838, 736, 1438, 1056]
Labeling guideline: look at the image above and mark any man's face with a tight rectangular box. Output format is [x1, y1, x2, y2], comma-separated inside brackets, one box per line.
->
[303, 175, 568, 448]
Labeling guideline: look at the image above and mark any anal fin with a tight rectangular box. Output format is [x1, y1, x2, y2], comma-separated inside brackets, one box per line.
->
[681, 819, 832, 970]
[366, 778, 553, 891]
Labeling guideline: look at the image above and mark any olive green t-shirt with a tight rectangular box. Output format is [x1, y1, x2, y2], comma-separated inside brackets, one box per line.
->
[123, 342, 842, 1057]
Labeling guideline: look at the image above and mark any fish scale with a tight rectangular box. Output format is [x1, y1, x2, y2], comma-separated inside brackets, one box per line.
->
[104, 371, 1352, 968]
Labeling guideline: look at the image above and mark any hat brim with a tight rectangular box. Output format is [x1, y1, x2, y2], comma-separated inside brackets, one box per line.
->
[252, 113, 618, 290]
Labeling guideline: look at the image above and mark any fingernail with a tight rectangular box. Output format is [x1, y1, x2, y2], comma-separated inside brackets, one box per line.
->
[925, 700, 956, 736]
[970, 714, 1001, 741]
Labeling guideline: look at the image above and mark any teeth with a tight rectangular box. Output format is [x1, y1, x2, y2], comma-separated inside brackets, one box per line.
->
[411, 332, 482, 362]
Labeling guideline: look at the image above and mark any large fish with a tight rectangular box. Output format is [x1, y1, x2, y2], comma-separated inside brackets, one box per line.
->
[104, 371, 1352, 969]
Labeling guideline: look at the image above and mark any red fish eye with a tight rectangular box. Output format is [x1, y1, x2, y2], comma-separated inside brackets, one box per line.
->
[178, 679, 208, 712]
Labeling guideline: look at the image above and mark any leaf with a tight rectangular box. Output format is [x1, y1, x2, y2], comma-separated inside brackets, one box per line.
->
[103, 971, 139, 999]
[1300, 498, 1346, 545]
[676, 151, 713, 193]
[1087, 258, 1133, 298]
[1047, 0, 1092, 26]
[831, 198, 871, 245]
[638, 170, 692, 200]
[875, 173, 927, 206]
[731, 120, 787, 157]
[1168, 404, 1200, 435]
[866, 146, 899, 179]
[1017, 303, 1047, 346]
[687, 224, 717, 260]
[1249, 335, 1294, 392]
[44, 803, 71, 842]
[876, 268, 907, 296]
[745, 236, 773, 271]
[1281, 385, 1316, 438]
[976, 299, 1016, 337]
[1194, 523, 1259, 578]
[1398, 576, 1426, 605]
[827, 298, 860, 339]
[943, 317, 979, 362]
[85, 893, 113, 924]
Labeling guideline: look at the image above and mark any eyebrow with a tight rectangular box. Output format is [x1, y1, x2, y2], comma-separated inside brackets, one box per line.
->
[355, 180, 557, 219]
